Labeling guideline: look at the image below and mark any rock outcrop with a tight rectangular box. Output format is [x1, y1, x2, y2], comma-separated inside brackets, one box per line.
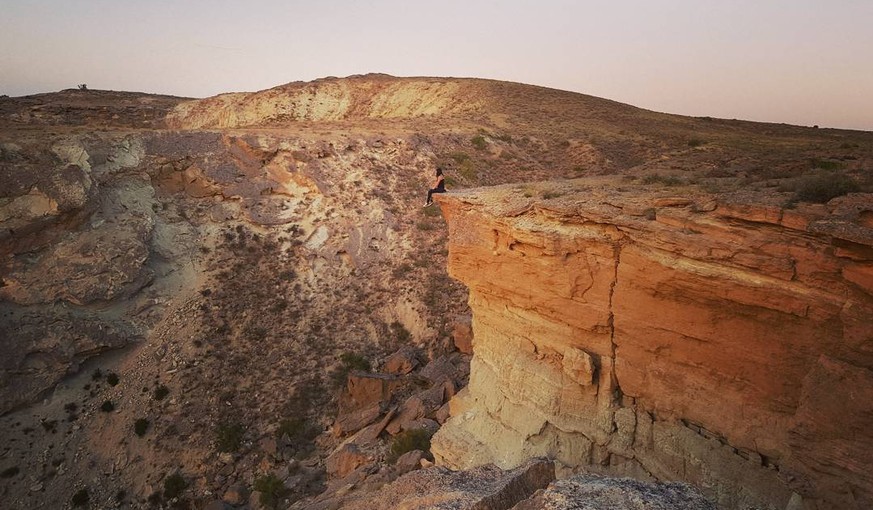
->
[431, 179, 873, 509]
[516, 474, 714, 510]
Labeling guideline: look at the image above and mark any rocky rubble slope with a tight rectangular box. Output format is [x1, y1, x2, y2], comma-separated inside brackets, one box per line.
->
[431, 179, 873, 510]
[0, 125, 470, 508]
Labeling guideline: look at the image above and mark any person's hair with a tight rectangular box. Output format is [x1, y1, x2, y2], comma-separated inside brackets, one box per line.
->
[436, 167, 444, 176]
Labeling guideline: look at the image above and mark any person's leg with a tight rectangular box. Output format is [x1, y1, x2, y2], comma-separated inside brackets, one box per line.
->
[426, 189, 434, 204]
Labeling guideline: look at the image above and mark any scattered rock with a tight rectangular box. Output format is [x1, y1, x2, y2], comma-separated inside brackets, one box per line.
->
[513, 474, 716, 510]
[393, 450, 424, 476]
[222, 484, 248, 505]
[383, 346, 420, 375]
[343, 458, 555, 510]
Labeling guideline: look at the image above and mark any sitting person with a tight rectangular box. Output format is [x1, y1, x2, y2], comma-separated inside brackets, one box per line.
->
[424, 167, 446, 207]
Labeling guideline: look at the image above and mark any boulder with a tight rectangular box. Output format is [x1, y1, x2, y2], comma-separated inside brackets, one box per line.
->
[325, 443, 370, 479]
[383, 346, 420, 375]
[222, 484, 247, 505]
[452, 315, 474, 354]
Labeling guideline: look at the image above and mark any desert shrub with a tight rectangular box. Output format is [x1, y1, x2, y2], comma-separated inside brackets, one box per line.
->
[458, 160, 478, 181]
[216, 422, 245, 452]
[0, 466, 19, 478]
[92, 369, 103, 381]
[393, 263, 412, 278]
[470, 135, 487, 150]
[71, 488, 89, 506]
[444, 176, 458, 187]
[705, 167, 735, 178]
[449, 152, 470, 163]
[793, 173, 859, 203]
[331, 352, 371, 387]
[154, 385, 170, 401]
[415, 221, 435, 231]
[106, 372, 119, 386]
[340, 352, 370, 372]
[422, 205, 442, 217]
[101, 400, 115, 412]
[390, 321, 412, 343]
[163, 472, 187, 499]
[810, 158, 843, 171]
[134, 418, 150, 437]
[688, 139, 705, 148]
[642, 174, 683, 186]
[387, 429, 432, 463]
[254, 473, 287, 509]
[276, 417, 319, 442]
[541, 191, 563, 199]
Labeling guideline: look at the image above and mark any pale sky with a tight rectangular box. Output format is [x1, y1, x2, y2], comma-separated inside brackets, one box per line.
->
[1, 0, 872, 130]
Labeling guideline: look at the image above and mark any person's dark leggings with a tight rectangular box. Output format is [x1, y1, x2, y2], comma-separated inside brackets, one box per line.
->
[427, 187, 446, 204]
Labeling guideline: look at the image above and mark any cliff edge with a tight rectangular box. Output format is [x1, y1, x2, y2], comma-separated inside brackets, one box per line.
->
[430, 178, 873, 509]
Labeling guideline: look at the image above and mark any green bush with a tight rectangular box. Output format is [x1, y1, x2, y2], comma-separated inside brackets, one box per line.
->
[276, 417, 319, 442]
[100, 400, 115, 412]
[422, 205, 442, 217]
[106, 372, 119, 386]
[154, 385, 170, 401]
[216, 422, 245, 452]
[387, 429, 432, 463]
[449, 151, 470, 163]
[470, 135, 487, 150]
[253, 473, 287, 509]
[390, 321, 412, 343]
[134, 418, 150, 437]
[458, 159, 478, 181]
[0, 466, 19, 478]
[71, 488, 89, 507]
[163, 472, 187, 499]
[794, 173, 859, 203]
[642, 174, 683, 186]
[810, 158, 843, 171]
[340, 352, 370, 372]
[331, 352, 371, 387]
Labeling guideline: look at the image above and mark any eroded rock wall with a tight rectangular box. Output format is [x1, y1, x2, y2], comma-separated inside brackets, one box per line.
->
[430, 180, 873, 510]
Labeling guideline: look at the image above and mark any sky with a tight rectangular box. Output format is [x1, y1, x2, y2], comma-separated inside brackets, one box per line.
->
[1, 0, 872, 130]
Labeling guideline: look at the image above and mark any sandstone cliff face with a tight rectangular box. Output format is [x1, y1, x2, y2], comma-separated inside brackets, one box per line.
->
[431, 179, 873, 510]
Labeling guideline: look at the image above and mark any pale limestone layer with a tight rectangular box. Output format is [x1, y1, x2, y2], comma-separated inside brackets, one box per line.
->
[430, 180, 873, 510]
[166, 76, 486, 129]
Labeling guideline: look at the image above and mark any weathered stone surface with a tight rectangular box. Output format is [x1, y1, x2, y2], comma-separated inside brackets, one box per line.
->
[386, 381, 450, 435]
[334, 372, 404, 435]
[383, 346, 420, 375]
[325, 443, 369, 479]
[394, 450, 425, 476]
[343, 458, 555, 510]
[222, 484, 248, 505]
[513, 474, 715, 510]
[452, 315, 474, 354]
[431, 183, 873, 510]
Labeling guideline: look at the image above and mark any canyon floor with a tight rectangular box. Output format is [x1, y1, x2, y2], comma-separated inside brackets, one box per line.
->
[1, 75, 871, 509]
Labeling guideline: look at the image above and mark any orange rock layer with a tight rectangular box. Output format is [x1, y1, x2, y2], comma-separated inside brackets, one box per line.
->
[430, 179, 873, 510]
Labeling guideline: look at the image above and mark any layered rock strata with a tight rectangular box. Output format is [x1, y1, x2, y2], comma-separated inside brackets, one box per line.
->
[430, 179, 873, 510]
